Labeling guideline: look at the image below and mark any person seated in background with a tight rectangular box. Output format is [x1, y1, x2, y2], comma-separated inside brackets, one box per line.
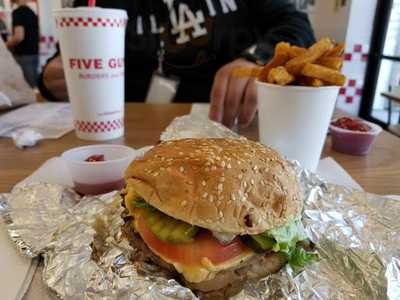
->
[6, 0, 39, 88]
[39, 0, 315, 127]
[0, 17, 8, 42]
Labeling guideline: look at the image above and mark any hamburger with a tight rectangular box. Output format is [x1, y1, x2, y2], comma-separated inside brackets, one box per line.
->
[122, 138, 317, 298]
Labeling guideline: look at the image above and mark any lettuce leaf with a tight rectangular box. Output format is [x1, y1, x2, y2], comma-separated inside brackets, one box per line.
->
[251, 219, 318, 272]
[287, 246, 318, 272]
[252, 219, 308, 253]
[268, 219, 308, 253]
[132, 198, 153, 209]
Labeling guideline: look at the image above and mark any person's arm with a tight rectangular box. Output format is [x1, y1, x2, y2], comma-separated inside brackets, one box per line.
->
[246, 0, 315, 64]
[38, 53, 69, 101]
[6, 26, 24, 49]
[209, 0, 315, 128]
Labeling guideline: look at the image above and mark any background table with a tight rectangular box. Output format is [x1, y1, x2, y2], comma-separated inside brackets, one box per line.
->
[381, 92, 400, 136]
[1, 103, 400, 195]
[381, 92, 400, 122]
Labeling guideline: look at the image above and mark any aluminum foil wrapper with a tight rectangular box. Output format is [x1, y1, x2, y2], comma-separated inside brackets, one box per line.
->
[1, 115, 399, 299]
[0, 184, 196, 299]
[160, 115, 243, 141]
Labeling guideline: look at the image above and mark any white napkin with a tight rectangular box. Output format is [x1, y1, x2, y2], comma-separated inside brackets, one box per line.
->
[16, 157, 73, 188]
[316, 157, 363, 190]
[0, 219, 39, 300]
[0, 38, 35, 110]
[0, 103, 74, 148]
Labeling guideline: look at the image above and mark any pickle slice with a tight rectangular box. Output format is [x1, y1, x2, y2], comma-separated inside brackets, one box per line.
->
[147, 211, 167, 234]
[158, 219, 178, 241]
[145, 209, 160, 226]
[142, 207, 198, 243]
[169, 222, 197, 243]
[251, 234, 275, 251]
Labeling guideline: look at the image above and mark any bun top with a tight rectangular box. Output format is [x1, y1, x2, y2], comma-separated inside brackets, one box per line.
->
[125, 138, 302, 235]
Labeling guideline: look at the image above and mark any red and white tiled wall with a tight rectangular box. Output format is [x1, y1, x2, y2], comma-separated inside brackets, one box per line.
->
[338, 78, 363, 104]
[337, 43, 370, 115]
[39, 35, 56, 56]
[39, 35, 57, 68]
[335, 0, 378, 115]
[343, 44, 369, 63]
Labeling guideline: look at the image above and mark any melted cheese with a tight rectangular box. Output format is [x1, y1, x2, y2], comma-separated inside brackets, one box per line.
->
[200, 251, 254, 273]
[125, 186, 138, 216]
[171, 262, 214, 283]
[150, 245, 254, 283]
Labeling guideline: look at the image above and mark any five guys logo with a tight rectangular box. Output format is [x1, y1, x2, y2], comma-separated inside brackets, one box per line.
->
[69, 58, 124, 70]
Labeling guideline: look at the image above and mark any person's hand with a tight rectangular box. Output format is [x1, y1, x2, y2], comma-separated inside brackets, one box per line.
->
[209, 58, 258, 128]
[43, 55, 68, 101]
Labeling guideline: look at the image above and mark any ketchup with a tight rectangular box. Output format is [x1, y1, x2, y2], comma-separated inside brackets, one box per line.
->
[332, 117, 371, 132]
[85, 154, 105, 162]
[75, 154, 125, 195]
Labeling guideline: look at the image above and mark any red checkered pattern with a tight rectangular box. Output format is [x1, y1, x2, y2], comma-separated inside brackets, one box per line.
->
[55, 17, 127, 28]
[39, 35, 56, 55]
[75, 119, 124, 133]
[338, 79, 363, 104]
[344, 44, 369, 62]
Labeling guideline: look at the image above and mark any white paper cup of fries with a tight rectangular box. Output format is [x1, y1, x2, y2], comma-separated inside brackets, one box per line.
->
[247, 38, 346, 171]
[257, 81, 339, 171]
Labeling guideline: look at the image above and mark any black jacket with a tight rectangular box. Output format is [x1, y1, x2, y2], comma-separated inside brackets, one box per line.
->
[12, 5, 39, 55]
[39, 0, 315, 102]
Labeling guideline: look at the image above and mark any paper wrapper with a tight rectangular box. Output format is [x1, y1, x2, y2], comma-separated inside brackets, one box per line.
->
[0, 103, 74, 148]
[0, 38, 35, 109]
[1, 115, 400, 299]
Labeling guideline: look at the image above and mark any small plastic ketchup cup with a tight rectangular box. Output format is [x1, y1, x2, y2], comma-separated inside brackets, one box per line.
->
[329, 118, 382, 156]
[62, 145, 136, 195]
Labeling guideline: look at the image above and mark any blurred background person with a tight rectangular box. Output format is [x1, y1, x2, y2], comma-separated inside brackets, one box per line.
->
[6, 0, 39, 88]
[0, 15, 8, 42]
[39, 0, 315, 127]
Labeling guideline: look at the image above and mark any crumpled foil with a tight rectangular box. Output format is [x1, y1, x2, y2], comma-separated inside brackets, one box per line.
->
[1, 115, 399, 300]
[160, 114, 243, 141]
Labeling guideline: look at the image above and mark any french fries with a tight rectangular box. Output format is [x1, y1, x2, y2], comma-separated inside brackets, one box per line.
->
[316, 57, 343, 70]
[288, 46, 307, 59]
[258, 42, 291, 82]
[309, 78, 324, 87]
[267, 66, 295, 85]
[298, 77, 324, 87]
[324, 43, 345, 57]
[232, 38, 347, 88]
[285, 38, 334, 75]
[301, 63, 346, 86]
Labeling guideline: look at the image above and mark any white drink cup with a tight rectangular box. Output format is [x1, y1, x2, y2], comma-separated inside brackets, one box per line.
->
[54, 7, 128, 141]
[257, 81, 339, 171]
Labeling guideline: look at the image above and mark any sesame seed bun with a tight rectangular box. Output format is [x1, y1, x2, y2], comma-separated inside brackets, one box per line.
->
[125, 138, 302, 235]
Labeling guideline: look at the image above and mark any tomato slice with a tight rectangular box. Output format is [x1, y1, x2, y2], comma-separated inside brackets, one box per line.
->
[136, 212, 249, 267]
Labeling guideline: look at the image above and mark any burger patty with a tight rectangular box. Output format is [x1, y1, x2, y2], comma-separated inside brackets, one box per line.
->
[122, 219, 286, 299]
[122, 219, 178, 276]
[189, 251, 286, 299]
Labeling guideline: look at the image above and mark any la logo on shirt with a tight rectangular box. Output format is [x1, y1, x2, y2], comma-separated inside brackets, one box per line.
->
[135, 0, 238, 44]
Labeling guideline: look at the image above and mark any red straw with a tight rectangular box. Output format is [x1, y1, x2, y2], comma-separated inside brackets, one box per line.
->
[88, 0, 96, 7]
